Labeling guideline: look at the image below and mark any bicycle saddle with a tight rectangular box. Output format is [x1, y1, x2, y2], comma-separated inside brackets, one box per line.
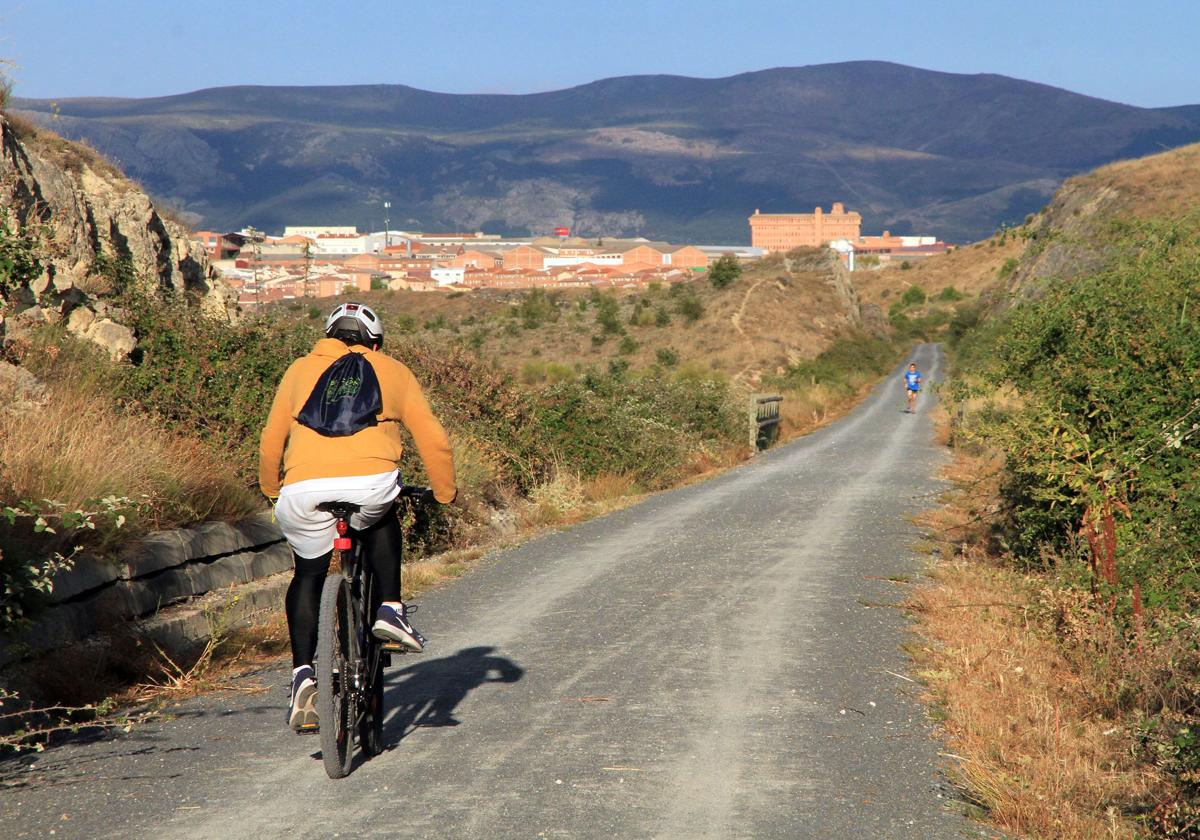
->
[316, 501, 362, 517]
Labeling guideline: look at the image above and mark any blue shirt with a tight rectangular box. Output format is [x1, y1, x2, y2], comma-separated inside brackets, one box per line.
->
[904, 370, 922, 391]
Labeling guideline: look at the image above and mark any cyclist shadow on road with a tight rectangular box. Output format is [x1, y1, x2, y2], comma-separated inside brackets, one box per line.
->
[381, 646, 524, 744]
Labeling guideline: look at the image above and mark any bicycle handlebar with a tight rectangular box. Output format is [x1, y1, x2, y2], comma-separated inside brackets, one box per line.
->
[399, 485, 432, 500]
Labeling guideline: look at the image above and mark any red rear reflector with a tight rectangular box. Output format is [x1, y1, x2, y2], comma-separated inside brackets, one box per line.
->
[336, 520, 348, 536]
[334, 537, 352, 551]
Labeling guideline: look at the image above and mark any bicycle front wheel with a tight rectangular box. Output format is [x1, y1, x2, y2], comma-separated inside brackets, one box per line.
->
[317, 573, 357, 779]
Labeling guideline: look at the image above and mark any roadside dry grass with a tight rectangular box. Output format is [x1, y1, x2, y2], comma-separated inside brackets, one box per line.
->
[908, 406, 1166, 839]
[0, 347, 258, 529]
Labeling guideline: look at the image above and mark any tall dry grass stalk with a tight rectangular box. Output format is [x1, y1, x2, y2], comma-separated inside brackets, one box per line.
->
[0, 382, 257, 529]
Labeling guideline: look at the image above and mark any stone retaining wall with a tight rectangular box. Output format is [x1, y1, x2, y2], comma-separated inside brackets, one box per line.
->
[0, 513, 291, 669]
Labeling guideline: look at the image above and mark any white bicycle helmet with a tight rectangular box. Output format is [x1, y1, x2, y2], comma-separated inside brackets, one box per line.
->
[324, 302, 384, 346]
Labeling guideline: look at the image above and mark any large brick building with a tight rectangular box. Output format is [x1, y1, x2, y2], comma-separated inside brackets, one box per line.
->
[749, 204, 862, 252]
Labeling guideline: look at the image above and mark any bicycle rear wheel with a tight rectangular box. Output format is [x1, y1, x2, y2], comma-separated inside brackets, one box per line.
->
[359, 645, 385, 757]
[317, 573, 357, 779]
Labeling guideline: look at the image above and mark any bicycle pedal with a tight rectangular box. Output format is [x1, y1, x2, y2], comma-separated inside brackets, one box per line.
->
[380, 642, 410, 654]
[296, 723, 319, 734]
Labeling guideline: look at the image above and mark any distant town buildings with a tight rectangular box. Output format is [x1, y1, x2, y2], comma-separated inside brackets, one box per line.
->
[194, 204, 946, 307]
[749, 204, 863, 252]
[748, 203, 949, 269]
[195, 226, 750, 307]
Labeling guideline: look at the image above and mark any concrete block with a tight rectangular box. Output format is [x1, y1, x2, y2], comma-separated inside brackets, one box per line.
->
[48, 555, 120, 603]
[120, 530, 189, 578]
[233, 512, 283, 548]
[138, 573, 291, 655]
[251, 543, 294, 579]
[186, 557, 242, 595]
[188, 521, 246, 559]
[140, 569, 196, 610]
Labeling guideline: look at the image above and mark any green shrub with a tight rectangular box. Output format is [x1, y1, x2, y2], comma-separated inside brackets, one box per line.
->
[0, 214, 43, 299]
[656, 347, 679, 367]
[594, 293, 622, 334]
[675, 292, 703, 323]
[120, 293, 318, 483]
[518, 289, 558, 330]
[535, 372, 741, 487]
[961, 216, 1200, 611]
[618, 335, 638, 355]
[631, 306, 657, 327]
[900, 284, 926, 307]
[770, 331, 902, 397]
[937, 285, 965, 302]
[997, 257, 1019, 280]
[953, 216, 1200, 822]
[708, 253, 741, 288]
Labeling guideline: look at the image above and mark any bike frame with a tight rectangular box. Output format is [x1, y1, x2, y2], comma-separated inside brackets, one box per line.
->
[317, 485, 427, 778]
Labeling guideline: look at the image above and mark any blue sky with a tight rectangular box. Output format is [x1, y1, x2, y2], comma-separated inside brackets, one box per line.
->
[2, 0, 1197, 107]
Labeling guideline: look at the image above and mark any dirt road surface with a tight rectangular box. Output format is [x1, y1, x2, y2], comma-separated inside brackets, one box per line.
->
[2, 343, 1002, 839]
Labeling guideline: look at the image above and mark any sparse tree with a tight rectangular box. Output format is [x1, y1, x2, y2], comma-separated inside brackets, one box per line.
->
[708, 253, 742, 289]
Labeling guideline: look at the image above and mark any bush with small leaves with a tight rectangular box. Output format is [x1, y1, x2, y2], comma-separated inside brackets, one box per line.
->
[900, 285, 926, 307]
[708, 253, 742, 289]
[675, 293, 704, 323]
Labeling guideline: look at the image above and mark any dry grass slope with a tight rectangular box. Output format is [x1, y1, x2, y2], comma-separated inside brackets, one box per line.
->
[0, 338, 257, 530]
[280, 249, 859, 389]
[911, 417, 1164, 839]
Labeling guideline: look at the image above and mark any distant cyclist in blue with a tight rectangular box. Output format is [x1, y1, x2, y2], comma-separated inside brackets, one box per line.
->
[903, 362, 922, 413]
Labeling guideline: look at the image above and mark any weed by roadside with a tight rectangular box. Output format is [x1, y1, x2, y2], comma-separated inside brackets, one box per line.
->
[910, 402, 1192, 838]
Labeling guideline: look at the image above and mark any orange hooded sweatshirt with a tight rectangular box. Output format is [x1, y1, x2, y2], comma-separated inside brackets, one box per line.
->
[258, 338, 456, 503]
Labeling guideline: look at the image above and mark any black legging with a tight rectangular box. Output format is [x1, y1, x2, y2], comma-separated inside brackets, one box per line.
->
[285, 506, 404, 668]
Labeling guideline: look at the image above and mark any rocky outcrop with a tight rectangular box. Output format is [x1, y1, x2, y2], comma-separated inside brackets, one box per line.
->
[783, 248, 863, 329]
[0, 113, 234, 355]
[1004, 142, 1200, 301]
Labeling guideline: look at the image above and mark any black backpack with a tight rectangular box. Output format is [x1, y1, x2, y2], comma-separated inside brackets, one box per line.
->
[297, 352, 383, 437]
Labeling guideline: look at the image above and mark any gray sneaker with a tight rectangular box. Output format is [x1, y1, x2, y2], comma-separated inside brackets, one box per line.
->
[287, 665, 318, 732]
[372, 603, 426, 652]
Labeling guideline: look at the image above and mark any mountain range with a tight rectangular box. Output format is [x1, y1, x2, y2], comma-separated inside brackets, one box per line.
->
[13, 61, 1200, 243]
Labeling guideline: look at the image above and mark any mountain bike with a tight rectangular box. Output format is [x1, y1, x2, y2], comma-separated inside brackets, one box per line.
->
[314, 484, 428, 779]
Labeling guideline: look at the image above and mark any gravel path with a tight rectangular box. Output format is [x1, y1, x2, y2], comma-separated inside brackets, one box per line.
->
[1, 343, 1004, 839]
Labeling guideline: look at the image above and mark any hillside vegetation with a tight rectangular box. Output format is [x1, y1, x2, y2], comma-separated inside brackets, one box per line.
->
[0, 110, 928, 638]
[14, 61, 1200, 242]
[278, 249, 860, 387]
[920, 143, 1200, 838]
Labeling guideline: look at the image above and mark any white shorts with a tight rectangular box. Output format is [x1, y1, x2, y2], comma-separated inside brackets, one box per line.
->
[274, 470, 401, 559]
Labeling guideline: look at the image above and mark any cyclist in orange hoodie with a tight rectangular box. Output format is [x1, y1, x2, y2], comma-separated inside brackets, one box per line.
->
[259, 302, 457, 731]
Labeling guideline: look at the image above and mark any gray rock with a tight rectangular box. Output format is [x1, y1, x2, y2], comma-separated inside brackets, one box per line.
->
[66, 305, 95, 335]
[84, 318, 136, 359]
[0, 360, 47, 405]
[138, 572, 290, 656]
[30, 270, 52, 297]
